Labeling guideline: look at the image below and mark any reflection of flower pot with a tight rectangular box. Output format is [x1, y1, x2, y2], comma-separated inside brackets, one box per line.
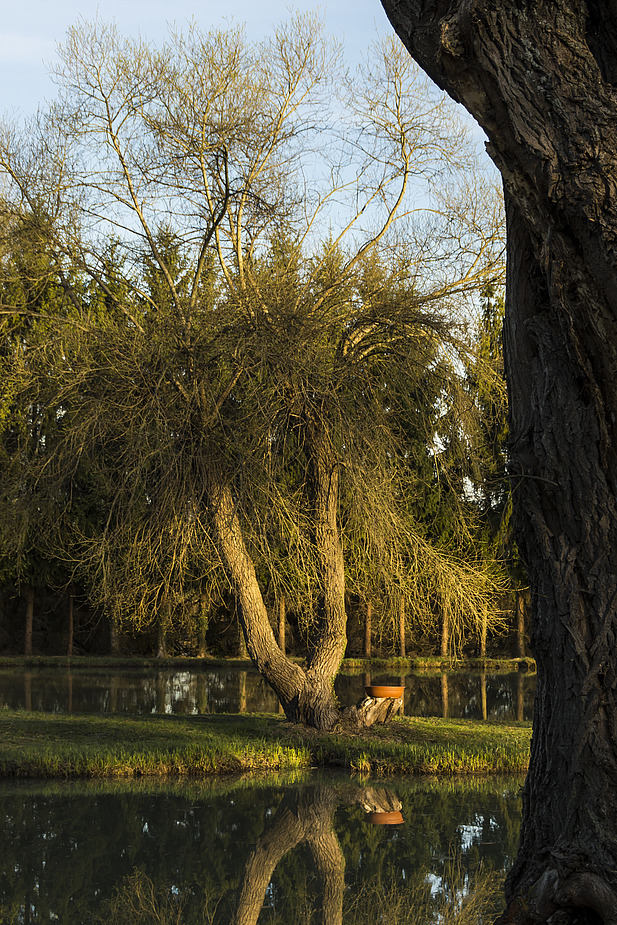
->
[365, 685, 404, 699]
[367, 810, 404, 825]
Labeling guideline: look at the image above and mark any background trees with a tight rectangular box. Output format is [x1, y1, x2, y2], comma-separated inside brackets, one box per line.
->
[0, 15, 506, 723]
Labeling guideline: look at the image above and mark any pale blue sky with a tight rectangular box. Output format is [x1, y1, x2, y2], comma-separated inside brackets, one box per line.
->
[2, 1, 392, 116]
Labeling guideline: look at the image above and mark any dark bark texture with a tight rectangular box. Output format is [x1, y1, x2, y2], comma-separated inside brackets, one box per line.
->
[380, 1, 617, 922]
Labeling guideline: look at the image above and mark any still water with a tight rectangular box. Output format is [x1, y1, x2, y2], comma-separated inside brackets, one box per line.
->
[0, 773, 522, 924]
[0, 667, 535, 721]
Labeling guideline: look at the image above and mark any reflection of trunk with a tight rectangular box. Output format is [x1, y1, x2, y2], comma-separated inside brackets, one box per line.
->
[67, 594, 74, 657]
[399, 676, 405, 716]
[233, 787, 344, 925]
[24, 585, 34, 656]
[398, 596, 406, 657]
[24, 671, 32, 711]
[480, 673, 487, 721]
[441, 672, 449, 719]
[155, 672, 166, 713]
[239, 670, 247, 713]
[277, 594, 286, 655]
[517, 671, 525, 723]
[110, 674, 119, 713]
[67, 672, 73, 712]
[198, 593, 208, 658]
[197, 674, 207, 714]
[364, 600, 372, 658]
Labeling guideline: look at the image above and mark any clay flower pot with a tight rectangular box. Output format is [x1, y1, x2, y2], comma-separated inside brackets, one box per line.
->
[367, 810, 404, 825]
[365, 685, 404, 699]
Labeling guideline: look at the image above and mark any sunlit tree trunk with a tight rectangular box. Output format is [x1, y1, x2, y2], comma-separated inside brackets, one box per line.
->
[515, 590, 526, 659]
[398, 596, 406, 658]
[480, 672, 487, 721]
[277, 593, 286, 655]
[440, 604, 449, 659]
[364, 599, 372, 658]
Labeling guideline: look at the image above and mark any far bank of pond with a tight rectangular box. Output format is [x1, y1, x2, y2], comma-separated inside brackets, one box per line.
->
[0, 710, 531, 778]
[0, 656, 537, 722]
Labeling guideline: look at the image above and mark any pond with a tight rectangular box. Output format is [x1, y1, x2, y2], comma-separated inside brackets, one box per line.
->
[0, 772, 522, 923]
[0, 666, 535, 721]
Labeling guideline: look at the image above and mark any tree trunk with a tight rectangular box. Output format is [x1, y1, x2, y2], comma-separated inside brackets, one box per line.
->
[156, 598, 170, 658]
[197, 592, 208, 658]
[67, 594, 74, 657]
[364, 599, 372, 658]
[515, 590, 526, 659]
[277, 593, 286, 655]
[205, 469, 340, 730]
[440, 605, 449, 659]
[109, 613, 120, 656]
[380, 1, 617, 919]
[24, 585, 34, 657]
[479, 609, 487, 659]
[398, 596, 406, 658]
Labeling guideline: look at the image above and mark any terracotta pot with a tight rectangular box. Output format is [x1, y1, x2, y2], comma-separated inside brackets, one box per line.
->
[365, 685, 404, 699]
[367, 810, 404, 825]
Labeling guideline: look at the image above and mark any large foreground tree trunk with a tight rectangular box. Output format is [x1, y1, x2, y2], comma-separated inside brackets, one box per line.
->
[380, 1, 617, 922]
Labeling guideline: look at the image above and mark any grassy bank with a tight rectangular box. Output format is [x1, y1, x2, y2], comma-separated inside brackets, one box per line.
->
[0, 710, 530, 779]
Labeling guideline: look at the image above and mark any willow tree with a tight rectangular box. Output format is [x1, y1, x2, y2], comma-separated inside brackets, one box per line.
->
[0, 15, 503, 728]
[381, 0, 617, 921]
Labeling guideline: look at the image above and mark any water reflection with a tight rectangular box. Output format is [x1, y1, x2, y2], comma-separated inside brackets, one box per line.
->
[0, 667, 536, 720]
[0, 774, 520, 924]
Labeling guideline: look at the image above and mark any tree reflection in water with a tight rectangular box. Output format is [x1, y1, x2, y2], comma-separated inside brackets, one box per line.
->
[99, 785, 503, 925]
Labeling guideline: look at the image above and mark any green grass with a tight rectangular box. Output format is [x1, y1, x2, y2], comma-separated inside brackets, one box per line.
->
[0, 709, 530, 779]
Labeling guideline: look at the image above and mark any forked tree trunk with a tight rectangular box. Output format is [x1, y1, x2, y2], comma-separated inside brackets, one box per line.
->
[381, 1, 617, 920]
[206, 464, 398, 731]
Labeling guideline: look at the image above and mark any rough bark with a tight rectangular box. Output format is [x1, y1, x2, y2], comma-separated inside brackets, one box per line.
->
[380, 1, 617, 921]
